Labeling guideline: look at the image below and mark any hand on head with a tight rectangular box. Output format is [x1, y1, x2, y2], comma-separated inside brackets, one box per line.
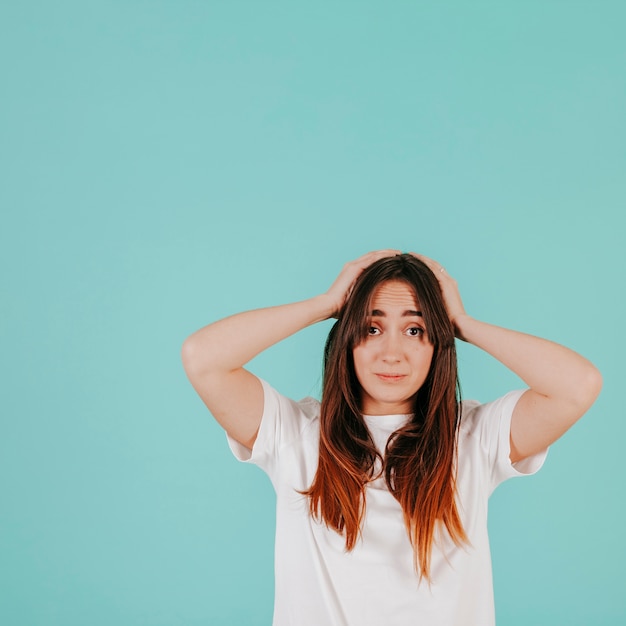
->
[324, 249, 402, 318]
[409, 253, 467, 332]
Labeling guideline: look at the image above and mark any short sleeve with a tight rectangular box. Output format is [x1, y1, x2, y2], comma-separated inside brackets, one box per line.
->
[226, 378, 320, 478]
[461, 389, 548, 493]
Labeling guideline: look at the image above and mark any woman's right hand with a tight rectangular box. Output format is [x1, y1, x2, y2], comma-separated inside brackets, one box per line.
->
[324, 249, 401, 317]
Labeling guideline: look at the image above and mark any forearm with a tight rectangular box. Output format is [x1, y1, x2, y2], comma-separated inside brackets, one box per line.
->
[182, 294, 335, 375]
[455, 314, 602, 406]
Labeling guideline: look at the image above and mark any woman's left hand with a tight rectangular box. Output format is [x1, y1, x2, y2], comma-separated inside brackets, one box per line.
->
[410, 253, 467, 338]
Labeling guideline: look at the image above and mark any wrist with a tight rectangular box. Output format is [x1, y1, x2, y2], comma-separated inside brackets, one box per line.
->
[311, 294, 339, 322]
[453, 313, 474, 342]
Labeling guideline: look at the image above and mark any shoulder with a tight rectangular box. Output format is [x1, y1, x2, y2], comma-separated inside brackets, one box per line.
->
[259, 377, 321, 423]
[255, 378, 321, 451]
[227, 378, 321, 465]
[457, 390, 547, 488]
[458, 390, 526, 445]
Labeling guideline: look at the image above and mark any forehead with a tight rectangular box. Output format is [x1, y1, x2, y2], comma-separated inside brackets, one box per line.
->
[369, 280, 419, 310]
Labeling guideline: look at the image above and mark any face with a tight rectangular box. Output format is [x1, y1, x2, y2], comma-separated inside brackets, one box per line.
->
[352, 280, 435, 415]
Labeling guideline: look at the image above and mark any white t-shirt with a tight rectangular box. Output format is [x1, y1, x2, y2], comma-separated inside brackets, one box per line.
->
[227, 379, 547, 626]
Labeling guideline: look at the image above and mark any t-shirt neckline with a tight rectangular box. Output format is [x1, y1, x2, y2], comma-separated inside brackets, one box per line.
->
[362, 412, 413, 430]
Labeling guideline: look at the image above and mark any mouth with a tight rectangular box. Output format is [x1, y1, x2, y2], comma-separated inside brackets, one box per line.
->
[375, 374, 407, 382]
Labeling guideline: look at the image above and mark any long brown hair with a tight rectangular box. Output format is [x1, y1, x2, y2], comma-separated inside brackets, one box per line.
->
[303, 254, 467, 581]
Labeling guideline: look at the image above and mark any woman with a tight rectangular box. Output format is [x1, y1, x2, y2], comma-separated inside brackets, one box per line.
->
[181, 250, 602, 626]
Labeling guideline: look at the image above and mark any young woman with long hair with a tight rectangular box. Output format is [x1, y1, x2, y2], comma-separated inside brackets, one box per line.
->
[181, 250, 602, 626]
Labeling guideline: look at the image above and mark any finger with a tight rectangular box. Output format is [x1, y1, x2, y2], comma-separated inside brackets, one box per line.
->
[349, 249, 402, 270]
[362, 249, 402, 261]
[410, 252, 449, 278]
[338, 250, 403, 302]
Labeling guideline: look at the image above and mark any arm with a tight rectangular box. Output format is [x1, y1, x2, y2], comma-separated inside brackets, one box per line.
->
[413, 254, 603, 464]
[454, 316, 602, 463]
[181, 250, 400, 449]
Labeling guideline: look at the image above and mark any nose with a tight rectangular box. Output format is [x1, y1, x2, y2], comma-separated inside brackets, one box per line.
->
[380, 332, 403, 363]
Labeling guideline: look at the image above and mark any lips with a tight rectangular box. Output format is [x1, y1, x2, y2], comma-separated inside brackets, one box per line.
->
[375, 373, 407, 382]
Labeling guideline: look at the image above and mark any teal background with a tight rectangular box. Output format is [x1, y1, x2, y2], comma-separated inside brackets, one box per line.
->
[1, 1, 624, 624]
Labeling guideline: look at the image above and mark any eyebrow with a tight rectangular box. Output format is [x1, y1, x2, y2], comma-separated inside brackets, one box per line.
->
[370, 309, 423, 317]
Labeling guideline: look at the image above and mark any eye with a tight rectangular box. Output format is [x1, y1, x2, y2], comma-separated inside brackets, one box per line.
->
[367, 326, 381, 335]
[406, 326, 424, 337]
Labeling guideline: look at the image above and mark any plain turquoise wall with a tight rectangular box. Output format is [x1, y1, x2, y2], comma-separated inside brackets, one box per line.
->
[1, 1, 624, 624]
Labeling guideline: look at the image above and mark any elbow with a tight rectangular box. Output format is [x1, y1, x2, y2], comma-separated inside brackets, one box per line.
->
[588, 365, 603, 400]
[181, 335, 224, 379]
[573, 364, 603, 412]
[181, 336, 203, 376]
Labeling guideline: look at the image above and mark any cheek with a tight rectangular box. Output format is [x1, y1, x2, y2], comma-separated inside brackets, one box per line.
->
[413, 346, 435, 373]
[424, 350, 435, 375]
